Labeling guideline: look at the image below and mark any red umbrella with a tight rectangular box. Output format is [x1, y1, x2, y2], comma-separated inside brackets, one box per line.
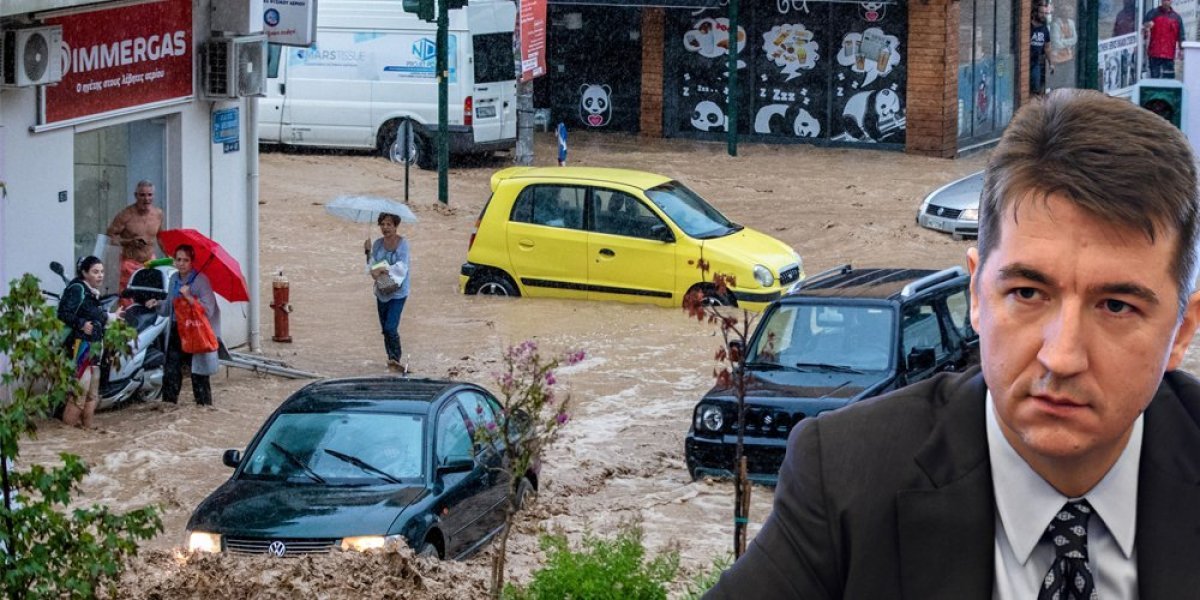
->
[157, 228, 250, 302]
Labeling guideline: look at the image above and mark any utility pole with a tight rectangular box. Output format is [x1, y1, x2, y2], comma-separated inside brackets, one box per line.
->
[436, 0, 450, 203]
[513, 1, 534, 166]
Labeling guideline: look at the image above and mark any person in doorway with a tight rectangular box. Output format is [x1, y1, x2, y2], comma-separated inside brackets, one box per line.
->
[1048, 1, 1078, 87]
[106, 180, 163, 305]
[364, 212, 411, 372]
[1113, 0, 1138, 36]
[149, 245, 220, 406]
[1143, 0, 1185, 78]
[57, 256, 125, 429]
[1031, 1, 1053, 95]
[705, 89, 1200, 598]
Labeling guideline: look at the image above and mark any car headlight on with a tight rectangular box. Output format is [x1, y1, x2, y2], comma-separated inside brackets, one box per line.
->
[341, 534, 403, 552]
[696, 405, 724, 432]
[187, 531, 222, 553]
[753, 265, 774, 287]
[959, 208, 979, 222]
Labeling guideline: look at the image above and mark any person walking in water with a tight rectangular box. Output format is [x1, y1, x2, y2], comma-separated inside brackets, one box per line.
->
[365, 212, 411, 372]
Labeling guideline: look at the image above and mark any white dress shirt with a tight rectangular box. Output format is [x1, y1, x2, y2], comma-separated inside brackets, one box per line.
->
[987, 392, 1141, 599]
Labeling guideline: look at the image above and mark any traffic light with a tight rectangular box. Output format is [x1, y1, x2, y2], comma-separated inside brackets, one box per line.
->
[1138, 79, 1185, 130]
[401, 0, 467, 21]
[402, 0, 434, 22]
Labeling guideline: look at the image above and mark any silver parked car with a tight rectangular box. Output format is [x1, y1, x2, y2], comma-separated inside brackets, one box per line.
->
[916, 170, 982, 240]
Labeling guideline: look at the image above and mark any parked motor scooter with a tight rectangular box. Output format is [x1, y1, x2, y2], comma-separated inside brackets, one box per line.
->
[45, 261, 175, 410]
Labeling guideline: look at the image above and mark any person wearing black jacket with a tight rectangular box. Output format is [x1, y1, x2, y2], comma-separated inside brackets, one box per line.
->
[56, 256, 123, 429]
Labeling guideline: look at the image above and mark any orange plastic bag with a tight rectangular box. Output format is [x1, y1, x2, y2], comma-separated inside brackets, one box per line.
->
[174, 297, 219, 354]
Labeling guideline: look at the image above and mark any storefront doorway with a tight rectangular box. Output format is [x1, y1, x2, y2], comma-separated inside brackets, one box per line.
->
[73, 118, 168, 294]
[957, 0, 1017, 148]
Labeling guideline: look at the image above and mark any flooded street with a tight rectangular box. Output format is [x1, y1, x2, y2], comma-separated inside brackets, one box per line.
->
[18, 132, 1044, 595]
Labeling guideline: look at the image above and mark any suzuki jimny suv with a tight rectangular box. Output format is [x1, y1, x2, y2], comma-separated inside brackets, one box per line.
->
[685, 265, 978, 484]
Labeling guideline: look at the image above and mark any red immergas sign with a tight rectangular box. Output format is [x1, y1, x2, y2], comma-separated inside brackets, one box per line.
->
[519, 0, 547, 83]
[44, 0, 193, 125]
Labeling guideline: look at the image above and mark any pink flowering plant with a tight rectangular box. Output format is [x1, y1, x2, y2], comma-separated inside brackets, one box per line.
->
[476, 340, 585, 599]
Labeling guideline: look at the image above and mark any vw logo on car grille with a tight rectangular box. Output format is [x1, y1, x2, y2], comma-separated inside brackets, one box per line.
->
[267, 541, 287, 557]
[936, 207, 946, 216]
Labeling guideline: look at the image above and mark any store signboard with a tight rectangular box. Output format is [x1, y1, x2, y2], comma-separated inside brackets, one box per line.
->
[43, 0, 193, 126]
[520, 0, 548, 82]
[263, 0, 317, 47]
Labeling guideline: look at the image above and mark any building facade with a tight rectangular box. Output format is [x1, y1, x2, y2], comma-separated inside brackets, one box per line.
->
[537, 0, 1195, 157]
[1, 0, 261, 346]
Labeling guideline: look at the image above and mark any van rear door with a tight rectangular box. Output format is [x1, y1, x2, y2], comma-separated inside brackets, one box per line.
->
[259, 44, 286, 143]
[471, 31, 516, 144]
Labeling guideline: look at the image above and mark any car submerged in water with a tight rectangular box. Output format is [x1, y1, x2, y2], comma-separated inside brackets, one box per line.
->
[685, 265, 979, 484]
[186, 377, 536, 559]
[916, 170, 982, 240]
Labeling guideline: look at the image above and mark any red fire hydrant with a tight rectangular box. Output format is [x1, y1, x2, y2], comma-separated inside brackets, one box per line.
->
[270, 272, 293, 343]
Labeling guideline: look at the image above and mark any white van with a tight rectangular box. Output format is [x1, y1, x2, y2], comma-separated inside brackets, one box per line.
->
[260, 0, 517, 168]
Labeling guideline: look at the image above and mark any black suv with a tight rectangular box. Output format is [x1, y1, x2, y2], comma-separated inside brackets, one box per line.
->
[685, 265, 978, 484]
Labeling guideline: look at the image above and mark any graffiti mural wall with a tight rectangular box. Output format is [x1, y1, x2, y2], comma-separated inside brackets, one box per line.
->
[666, 0, 908, 146]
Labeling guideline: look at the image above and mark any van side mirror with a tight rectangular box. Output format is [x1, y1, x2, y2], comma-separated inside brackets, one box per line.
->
[906, 347, 936, 372]
[649, 223, 674, 243]
[222, 449, 242, 468]
[436, 456, 474, 477]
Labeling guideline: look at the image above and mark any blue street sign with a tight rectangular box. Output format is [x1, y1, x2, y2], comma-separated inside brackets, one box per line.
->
[557, 123, 568, 166]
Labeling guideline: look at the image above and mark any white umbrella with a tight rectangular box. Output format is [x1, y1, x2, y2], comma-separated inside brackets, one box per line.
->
[324, 195, 419, 224]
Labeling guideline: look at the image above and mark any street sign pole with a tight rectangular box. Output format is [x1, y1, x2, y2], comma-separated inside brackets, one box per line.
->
[437, 0, 449, 204]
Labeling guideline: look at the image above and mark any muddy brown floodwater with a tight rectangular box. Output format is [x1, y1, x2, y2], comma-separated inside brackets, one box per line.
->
[21, 132, 1197, 598]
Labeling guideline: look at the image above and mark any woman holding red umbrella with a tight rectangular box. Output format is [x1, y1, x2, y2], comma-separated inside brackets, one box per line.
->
[149, 244, 221, 405]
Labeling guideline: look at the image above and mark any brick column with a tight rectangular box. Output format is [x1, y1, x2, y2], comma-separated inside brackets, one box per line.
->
[641, 8, 665, 137]
[905, 0, 959, 158]
[1018, 0, 1032, 107]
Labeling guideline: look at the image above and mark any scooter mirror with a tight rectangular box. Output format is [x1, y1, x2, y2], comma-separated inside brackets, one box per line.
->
[50, 261, 65, 278]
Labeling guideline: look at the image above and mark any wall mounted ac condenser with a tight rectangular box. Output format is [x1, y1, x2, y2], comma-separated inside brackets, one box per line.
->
[1, 26, 65, 87]
[203, 35, 267, 98]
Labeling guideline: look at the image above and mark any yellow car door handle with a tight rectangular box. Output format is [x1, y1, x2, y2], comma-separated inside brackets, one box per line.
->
[598, 248, 615, 257]
[518, 239, 534, 248]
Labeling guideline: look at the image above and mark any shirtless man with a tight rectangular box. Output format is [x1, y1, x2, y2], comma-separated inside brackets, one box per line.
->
[106, 180, 163, 301]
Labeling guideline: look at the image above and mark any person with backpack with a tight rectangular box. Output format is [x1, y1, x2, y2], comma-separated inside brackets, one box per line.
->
[57, 256, 124, 429]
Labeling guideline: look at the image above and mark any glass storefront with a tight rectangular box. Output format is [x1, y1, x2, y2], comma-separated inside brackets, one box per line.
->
[73, 118, 167, 294]
[958, 0, 1017, 146]
[536, 7, 644, 133]
[663, 1, 909, 146]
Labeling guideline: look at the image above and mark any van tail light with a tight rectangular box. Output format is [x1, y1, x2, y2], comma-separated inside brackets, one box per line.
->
[464, 96, 473, 127]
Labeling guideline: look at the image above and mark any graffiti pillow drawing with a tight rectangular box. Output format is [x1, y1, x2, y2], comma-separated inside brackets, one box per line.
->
[579, 84, 612, 128]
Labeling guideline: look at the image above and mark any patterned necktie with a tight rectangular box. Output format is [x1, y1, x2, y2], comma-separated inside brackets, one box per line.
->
[1038, 499, 1098, 600]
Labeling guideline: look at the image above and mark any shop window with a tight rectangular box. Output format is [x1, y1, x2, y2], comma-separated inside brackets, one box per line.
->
[539, 7, 643, 133]
[662, 3, 909, 146]
[957, 0, 1017, 146]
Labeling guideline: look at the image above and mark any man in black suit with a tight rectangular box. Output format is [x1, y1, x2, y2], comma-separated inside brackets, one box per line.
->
[706, 89, 1200, 599]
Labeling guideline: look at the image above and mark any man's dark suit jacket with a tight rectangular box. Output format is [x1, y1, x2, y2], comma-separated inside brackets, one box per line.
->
[705, 367, 1200, 599]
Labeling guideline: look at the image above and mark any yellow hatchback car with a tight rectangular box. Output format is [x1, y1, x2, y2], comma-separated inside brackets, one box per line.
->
[459, 167, 804, 311]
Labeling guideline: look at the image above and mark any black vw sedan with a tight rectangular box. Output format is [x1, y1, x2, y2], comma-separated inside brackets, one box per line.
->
[186, 377, 536, 559]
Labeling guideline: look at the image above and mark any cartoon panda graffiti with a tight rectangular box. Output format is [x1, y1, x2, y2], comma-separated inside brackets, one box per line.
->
[840, 88, 905, 142]
[753, 104, 821, 138]
[579, 84, 612, 128]
[691, 100, 728, 132]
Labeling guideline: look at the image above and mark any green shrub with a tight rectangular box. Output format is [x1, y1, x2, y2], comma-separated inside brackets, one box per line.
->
[680, 554, 733, 600]
[1, 274, 163, 599]
[504, 524, 679, 600]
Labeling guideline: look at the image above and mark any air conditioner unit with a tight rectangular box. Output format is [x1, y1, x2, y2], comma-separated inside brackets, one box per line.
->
[203, 36, 267, 98]
[1, 26, 64, 87]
